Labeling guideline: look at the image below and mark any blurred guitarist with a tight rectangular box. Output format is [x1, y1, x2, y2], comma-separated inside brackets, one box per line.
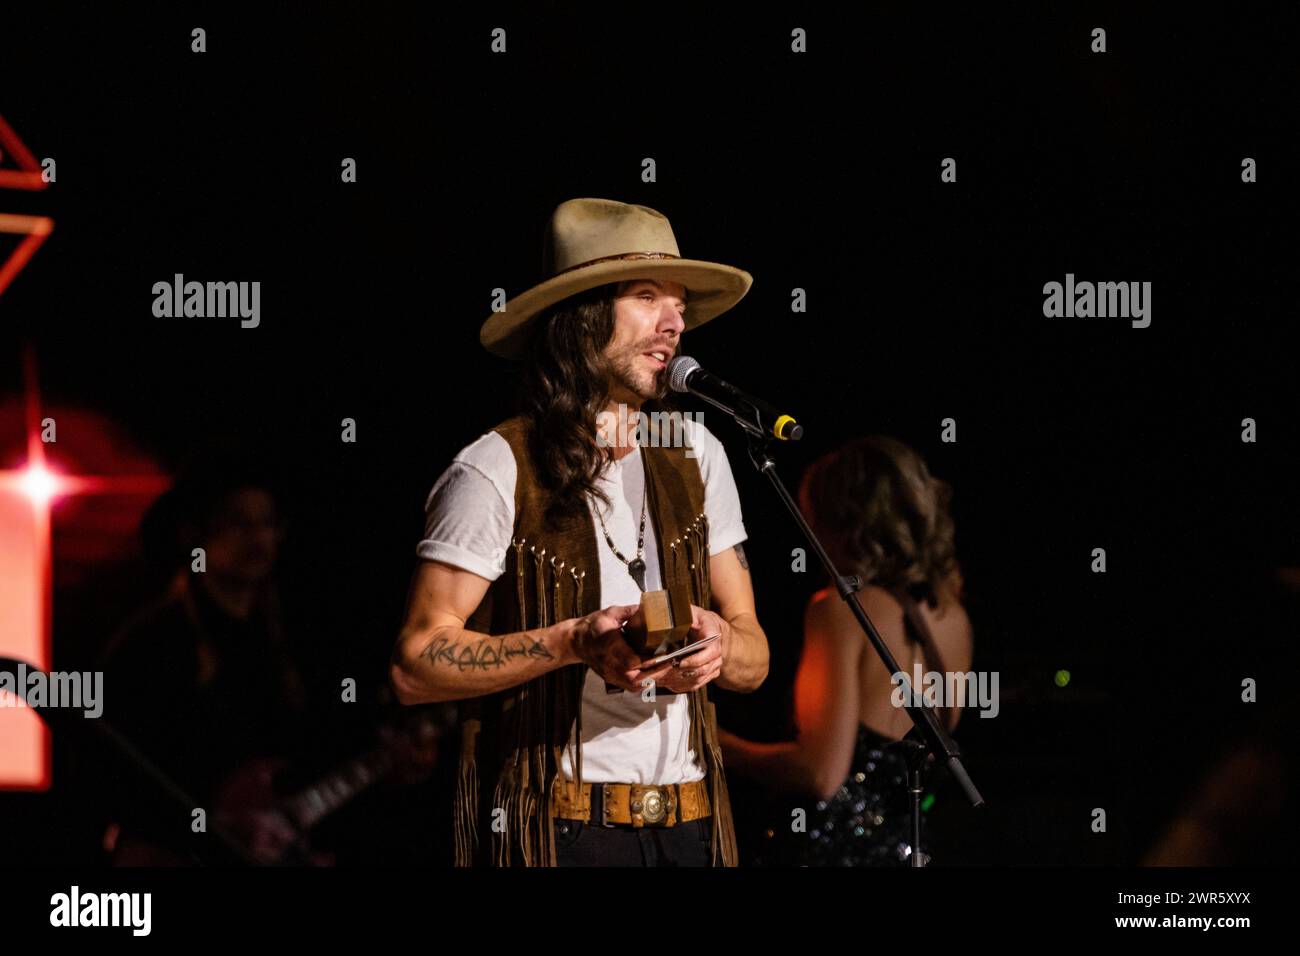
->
[99, 458, 313, 864]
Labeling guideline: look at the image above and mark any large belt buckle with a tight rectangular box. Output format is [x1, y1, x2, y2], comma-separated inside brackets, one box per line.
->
[632, 786, 672, 826]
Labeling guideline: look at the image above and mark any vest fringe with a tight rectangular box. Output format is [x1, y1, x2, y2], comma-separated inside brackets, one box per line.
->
[687, 512, 737, 866]
[453, 717, 480, 866]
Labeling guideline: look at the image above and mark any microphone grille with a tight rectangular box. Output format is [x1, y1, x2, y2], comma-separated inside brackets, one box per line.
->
[667, 355, 700, 393]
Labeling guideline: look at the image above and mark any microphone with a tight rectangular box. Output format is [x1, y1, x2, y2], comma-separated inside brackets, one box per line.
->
[667, 356, 803, 441]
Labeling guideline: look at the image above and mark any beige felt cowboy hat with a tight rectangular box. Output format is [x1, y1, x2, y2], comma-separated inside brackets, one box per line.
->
[480, 197, 753, 359]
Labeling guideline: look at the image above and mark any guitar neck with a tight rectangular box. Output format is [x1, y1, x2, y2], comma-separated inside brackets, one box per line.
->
[283, 747, 396, 831]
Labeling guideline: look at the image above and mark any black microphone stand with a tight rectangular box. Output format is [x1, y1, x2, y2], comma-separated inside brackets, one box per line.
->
[736, 427, 986, 867]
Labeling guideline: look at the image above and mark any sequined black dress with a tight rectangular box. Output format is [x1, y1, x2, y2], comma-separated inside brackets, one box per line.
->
[745, 723, 923, 867]
[804, 724, 921, 866]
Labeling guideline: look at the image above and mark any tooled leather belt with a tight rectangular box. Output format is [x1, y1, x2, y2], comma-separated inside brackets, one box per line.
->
[552, 778, 711, 827]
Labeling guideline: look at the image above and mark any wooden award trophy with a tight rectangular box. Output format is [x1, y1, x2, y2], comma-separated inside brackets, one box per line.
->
[605, 581, 694, 695]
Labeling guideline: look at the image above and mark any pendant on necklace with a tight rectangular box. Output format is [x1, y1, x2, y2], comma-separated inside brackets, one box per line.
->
[627, 557, 647, 592]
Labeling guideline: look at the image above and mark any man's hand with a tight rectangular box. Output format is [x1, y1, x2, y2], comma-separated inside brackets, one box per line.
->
[571, 604, 675, 693]
[212, 759, 300, 865]
[648, 604, 727, 694]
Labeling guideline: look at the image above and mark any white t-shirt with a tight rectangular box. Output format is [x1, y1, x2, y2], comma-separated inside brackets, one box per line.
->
[416, 417, 747, 784]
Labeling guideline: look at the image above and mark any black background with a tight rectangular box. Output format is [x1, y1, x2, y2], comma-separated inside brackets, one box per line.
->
[1, 3, 1296, 866]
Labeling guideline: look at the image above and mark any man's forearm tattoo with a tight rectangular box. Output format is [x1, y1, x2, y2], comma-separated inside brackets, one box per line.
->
[421, 634, 554, 672]
[734, 543, 749, 570]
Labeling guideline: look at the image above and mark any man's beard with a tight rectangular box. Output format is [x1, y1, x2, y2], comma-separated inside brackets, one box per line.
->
[608, 343, 669, 402]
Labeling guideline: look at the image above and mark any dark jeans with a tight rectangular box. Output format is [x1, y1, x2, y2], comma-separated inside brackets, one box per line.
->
[554, 816, 714, 867]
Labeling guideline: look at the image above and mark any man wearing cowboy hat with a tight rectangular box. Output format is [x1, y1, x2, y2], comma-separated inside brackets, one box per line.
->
[390, 197, 769, 866]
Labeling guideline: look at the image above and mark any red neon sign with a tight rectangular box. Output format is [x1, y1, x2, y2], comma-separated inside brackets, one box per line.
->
[0, 112, 54, 298]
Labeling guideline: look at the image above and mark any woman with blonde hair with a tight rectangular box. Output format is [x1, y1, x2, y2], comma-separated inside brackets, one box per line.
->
[719, 435, 973, 866]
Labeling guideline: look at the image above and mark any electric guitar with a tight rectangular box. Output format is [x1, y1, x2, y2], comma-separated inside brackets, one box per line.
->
[106, 704, 454, 866]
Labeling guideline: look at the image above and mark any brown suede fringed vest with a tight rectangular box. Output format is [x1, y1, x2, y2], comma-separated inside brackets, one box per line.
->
[452, 414, 738, 866]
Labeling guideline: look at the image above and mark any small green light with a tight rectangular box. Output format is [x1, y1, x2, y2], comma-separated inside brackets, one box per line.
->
[921, 793, 935, 812]
[1055, 669, 1071, 687]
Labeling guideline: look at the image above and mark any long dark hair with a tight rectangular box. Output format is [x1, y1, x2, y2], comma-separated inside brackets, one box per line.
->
[518, 280, 680, 526]
[518, 282, 619, 526]
[798, 435, 961, 610]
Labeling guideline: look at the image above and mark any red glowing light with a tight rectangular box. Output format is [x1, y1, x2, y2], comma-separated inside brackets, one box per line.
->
[1, 347, 169, 789]
[16, 462, 63, 507]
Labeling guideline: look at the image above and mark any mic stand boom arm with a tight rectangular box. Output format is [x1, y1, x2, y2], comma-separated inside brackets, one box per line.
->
[691, 385, 768, 440]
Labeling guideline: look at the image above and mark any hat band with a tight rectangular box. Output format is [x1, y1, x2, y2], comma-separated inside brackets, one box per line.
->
[554, 251, 681, 276]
